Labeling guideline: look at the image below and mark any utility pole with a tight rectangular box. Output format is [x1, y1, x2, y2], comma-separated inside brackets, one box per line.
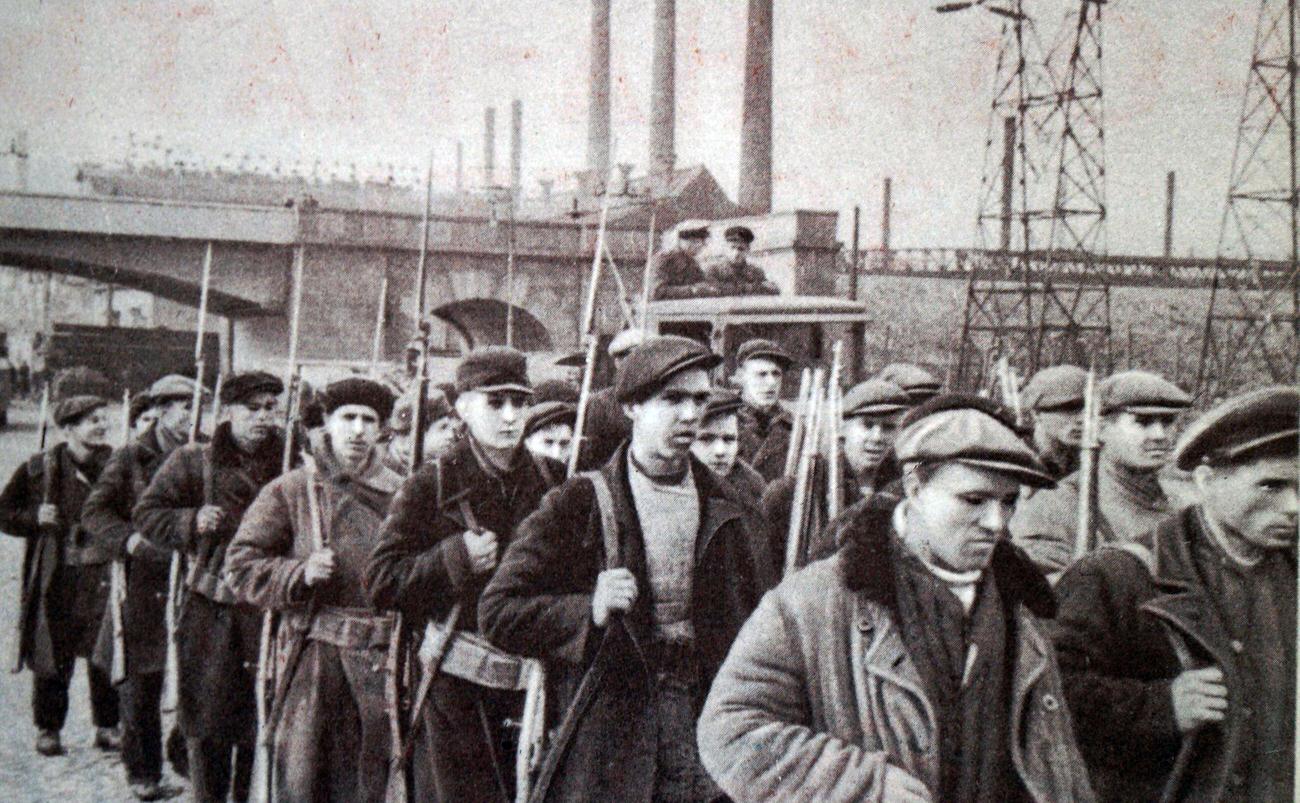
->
[1163, 171, 1176, 258]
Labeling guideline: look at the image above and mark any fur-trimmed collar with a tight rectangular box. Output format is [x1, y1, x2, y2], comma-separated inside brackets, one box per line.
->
[838, 501, 1057, 619]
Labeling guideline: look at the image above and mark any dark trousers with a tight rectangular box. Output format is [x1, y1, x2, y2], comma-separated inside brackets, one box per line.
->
[187, 737, 254, 803]
[121, 670, 164, 784]
[32, 660, 119, 732]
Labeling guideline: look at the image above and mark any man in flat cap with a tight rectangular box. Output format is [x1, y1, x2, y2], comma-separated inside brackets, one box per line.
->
[1052, 386, 1298, 801]
[575, 327, 644, 471]
[699, 395, 1094, 803]
[734, 338, 794, 481]
[876, 362, 943, 404]
[82, 374, 206, 799]
[691, 388, 766, 508]
[1012, 369, 1194, 579]
[1022, 365, 1087, 482]
[133, 370, 286, 803]
[365, 346, 564, 801]
[763, 378, 914, 567]
[652, 223, 713, 300]
[129, 392, 160, 440]
[524, 399, 577, 465]
[480, 335, 775, 802]
[702, 225, 779, 296]
[225, 377, 402, 802]
[1, 389, 121, 758]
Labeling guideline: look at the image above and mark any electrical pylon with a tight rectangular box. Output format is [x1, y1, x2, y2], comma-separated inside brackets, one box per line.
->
[1195, 0, 1298, 401]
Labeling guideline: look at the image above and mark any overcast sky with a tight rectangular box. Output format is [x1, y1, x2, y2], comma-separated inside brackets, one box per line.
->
[1, 1, 1265, 256]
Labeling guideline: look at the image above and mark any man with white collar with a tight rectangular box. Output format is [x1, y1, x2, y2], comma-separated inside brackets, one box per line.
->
[698, 396, 1094, 803]
[225, 377, 402, 803]
[1052, 386, 1298, 801]
[1011, 369, 1194, 578]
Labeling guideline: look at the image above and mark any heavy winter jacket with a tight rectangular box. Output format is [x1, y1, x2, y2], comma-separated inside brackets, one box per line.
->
[82, 425, 183, 676]
[1052, 506, 1296, 802]
[478, 445, 776, 802]
[1, 442, 113, 675]
[736, 402, 792, 482]
[697, 504, 1094, 803]
[133, 421, 285, 605]
[651, 248, 710, 300]
[1011, 459, 1195, 578]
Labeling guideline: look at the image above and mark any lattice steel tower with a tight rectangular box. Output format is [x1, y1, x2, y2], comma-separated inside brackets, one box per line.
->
[1196, 0, 1298, 400]
[946, 0, 1112, 390]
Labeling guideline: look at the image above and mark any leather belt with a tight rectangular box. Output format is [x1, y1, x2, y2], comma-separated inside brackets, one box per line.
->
[432, 628, 539, 692]
[304, 607, 395, 650]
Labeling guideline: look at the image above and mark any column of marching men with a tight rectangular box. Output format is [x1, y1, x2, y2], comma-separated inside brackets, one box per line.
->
[1, 332, 1295, 802]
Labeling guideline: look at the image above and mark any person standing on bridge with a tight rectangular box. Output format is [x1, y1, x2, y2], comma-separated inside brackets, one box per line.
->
[82, 374, 206, 801]
[0, 386, 121, 758]
[133, 371, 285, 803]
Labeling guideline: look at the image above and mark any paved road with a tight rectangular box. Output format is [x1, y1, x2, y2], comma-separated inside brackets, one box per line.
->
[0, 401, 187, 801]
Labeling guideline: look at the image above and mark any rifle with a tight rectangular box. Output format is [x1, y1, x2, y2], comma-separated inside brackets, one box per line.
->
[1073, 364, 1101, 562]
[784, 368, 812, 476]
[636, 206, 657, 329]
[567, 190, 614, 478]
[784, 368, 825, 576]
[10, 385, 51, 672]
[824, 343, 844, 523]
[109, 389, 131, 685]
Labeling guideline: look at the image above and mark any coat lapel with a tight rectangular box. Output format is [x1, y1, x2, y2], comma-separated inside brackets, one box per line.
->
[1139, 514, 1237, 672]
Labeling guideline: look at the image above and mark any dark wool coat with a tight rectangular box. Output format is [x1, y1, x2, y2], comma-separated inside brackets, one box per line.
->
[364, 437, 562, 802]
[650, 248, 710, 300]
[1052, 506, 1296, 802]
[574, 387, 629, 473]
[735, 403, 792, 482]
[133, 421, 285, 605]
[722, 458, 767, 511]
[761, 455, 891, 570]
[225, 440, 403, 803]
[478, 445, 777, 803]
[698, 504, 1095, 803]
[82, 425, 182, 676]
[0, 442, 113, 675]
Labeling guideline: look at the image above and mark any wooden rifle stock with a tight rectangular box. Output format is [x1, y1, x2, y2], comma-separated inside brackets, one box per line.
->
[108, 389, 131, 685]
[10, 386, 51, 673]
[1073, 366, 1101, 562]
[784, 369, 825, 576]
[825, 343, 844, 523]
[784, 368, 812, 476]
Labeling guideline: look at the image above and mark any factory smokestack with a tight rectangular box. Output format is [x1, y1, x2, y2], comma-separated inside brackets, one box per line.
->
[588, 0, 612, 183]
[510, 100, 523, 199]
[738, 0, 773, 214]
[484, 106, 497, 186]
[650, 0, 676, 176]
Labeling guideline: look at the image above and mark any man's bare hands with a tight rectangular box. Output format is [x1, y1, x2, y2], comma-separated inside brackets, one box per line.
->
[592, 568, 638, 627]
[195, 505, 225, 535]
[463, 530, 498, 574]
[1171, 666, 1228, 733]
[302, 548, 337, 587]
[882, 765, 932, 803]
[37, 503, 59, 527]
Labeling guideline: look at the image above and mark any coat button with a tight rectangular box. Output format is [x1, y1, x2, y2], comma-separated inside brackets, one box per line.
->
[1230, 639, 1244, 653]
[1041, 694, 1060, 712]
[1230, 773, 1245, 787]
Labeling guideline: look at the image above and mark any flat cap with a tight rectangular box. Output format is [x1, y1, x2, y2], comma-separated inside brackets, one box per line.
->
[609, 328, 647, 359]
[1173, 385, 1299, 470]
[524, 400, 577, 439]
[532, 379, 579, 405]
[322, 377, 396, 421]
[876, 363, 942, 402]
[702, 389, 744, 423]
[389, 391, 455, 435]
[616, 335, 722, 403]
[736, 338, 793, 368]
[221, 371, 284, 405]
[724, 225, 754, 245]
[1099, 370, 1191, 415]
[842, 379, 910, 418]
[148, 374, 205, 404]
[54, 395, 109, 427]
[554, 351, 587, 369]
[1022, 365, 1087, 411]
[895, 401, 1055, 488]
[129, 392, 155, 425]
[679, 224, 710, 241]
[456, 346, 532, 395]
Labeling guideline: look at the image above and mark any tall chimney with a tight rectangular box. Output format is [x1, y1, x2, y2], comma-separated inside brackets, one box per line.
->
[588, 0, 612, 183]
[483, 107, 497, 186]
[1163, 170, 1175, 257]
[455, 141, 464, 193]
[650, 0, 676, 176]
[510, 100, 523, 199]
[738, 0, 774, 213]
